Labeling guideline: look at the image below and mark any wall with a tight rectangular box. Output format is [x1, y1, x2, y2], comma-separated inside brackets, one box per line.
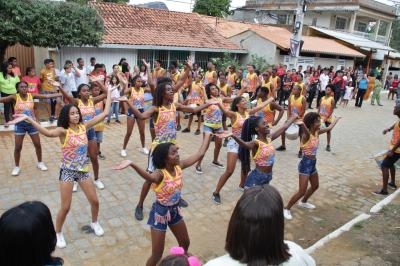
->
[5, 44, 34, 75]
[33, 47, 50, 72]
[303, 12, 333, 28]
[59, 47, 138, 73]
[229, 32, 277, 65]
[278, 54, 355, 70]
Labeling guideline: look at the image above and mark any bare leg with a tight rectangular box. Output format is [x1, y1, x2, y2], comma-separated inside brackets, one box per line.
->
[79, 178, 100, 222]
[327, 131, 331, 146]
[29, 133, 42, 162]
[196, 114, 201, 131]
[55, 181, 74, 233]
[187, 114, 193, 130]
[123, 117, 135, 150]
[285, 174, 309, 210]
[146, 229, 166, 266]
[88, 140, 99, 180]
[281, 132, 286, 148]
[381, 167, 390, 192]
[137, 118, 146, 148]
[389, 166, 396, 184]
[213, 136, 222, 163]
[195, 133, 212, 168]
[170, 220, 190, 251]
[14, 135, 25, 167]
[215, 152, 237, 194]
[301, 172, 319, 203]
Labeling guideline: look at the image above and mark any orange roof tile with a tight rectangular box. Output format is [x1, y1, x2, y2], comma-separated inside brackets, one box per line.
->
[200, 15, 365, 58]
[90, 2, 244, 52]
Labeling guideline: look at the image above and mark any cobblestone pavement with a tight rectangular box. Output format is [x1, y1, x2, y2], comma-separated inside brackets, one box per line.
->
[0, 95, 397, 265]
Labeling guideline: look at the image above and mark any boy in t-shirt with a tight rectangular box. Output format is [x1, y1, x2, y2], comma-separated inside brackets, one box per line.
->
[40, 58, 60, 122]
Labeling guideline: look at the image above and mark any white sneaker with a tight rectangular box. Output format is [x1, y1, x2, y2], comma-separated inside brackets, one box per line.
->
[298, 202, 316, 209]
[56, 232, 67, 248]
[11, 166, 21, 176]
[142, 147, 150, 155]
[283, 209, 293, 220]
[94, 179, 105, 190]
[121, 149, 127, 157]
[72, 181, 78, 192]
[37, 162, 48, 171]
[91, 221, 104, 236]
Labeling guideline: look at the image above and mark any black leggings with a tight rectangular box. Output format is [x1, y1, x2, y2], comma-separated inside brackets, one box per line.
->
[355, 89, 366, 107]
[1, 92, 14, 123]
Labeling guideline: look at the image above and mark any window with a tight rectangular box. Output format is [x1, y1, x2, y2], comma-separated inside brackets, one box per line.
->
[378, 21, 388, 36]
[335, 17, 347, 30]
[356, 22, 367, 32]
[195, 52, 223, 71]
[277, 14, 288, 24]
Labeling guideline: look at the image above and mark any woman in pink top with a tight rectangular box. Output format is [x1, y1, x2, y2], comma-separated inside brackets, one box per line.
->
[22, 67, 41, 119]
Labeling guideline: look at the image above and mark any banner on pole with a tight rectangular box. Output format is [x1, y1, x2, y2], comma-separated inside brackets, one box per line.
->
[290, 38, 300, 57]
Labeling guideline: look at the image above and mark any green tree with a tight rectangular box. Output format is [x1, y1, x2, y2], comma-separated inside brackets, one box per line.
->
[249, 54, 271, 72]
[0, 0, 104, 61]
[390, 19, 400, 51]
[211, 53, 240, 72]
[193, 0, 231, 17]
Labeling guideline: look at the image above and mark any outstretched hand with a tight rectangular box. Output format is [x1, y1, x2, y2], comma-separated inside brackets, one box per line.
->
[6, 114, 29, 125]
[185, 56, 193, 69]
[112, 160, 133, 170]
[141, 59, 151, 69]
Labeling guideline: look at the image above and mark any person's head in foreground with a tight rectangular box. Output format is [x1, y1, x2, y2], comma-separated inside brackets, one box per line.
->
[206, 185, 315, 266]
[0, 201, 63, 266]
[159, 247, 201, 266]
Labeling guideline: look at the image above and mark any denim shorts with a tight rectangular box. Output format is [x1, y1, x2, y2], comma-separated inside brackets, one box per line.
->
[127, 108, 144, 118]
[59, 168, 89, 182]
[227, 138, 239, 153]
[244, 168, 273, 188]
[86, 128, 96, 141]
[15, 121, 38, 136]
[147, 201, 183, 232]
[203, 125, 223, 133]
[95, 131, 103, 143]
[381, 153, 400, 168]
[298, 156, 317, 176]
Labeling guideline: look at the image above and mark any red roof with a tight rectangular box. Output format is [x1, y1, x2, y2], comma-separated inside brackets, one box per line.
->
[90, 2, 244, 52]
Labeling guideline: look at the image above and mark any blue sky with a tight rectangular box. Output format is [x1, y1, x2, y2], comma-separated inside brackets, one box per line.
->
[131, 0, 395, 13]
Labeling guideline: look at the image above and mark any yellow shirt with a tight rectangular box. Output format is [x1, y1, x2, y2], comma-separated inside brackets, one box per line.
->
[246, 72, 258, 93]
[40, 68, 56, 92]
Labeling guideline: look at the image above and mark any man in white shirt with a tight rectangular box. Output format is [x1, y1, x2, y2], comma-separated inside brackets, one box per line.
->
[59, 64, 77, 97]
[87, 57, 96, 73]
[317, 68, 330, 107]
[75, 58, 90, 90]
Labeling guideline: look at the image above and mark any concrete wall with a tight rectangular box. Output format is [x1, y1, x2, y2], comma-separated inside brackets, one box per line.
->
[278, 54, 355, 70]
[303, 12, 333, 28]
[229, 32, 278, 65]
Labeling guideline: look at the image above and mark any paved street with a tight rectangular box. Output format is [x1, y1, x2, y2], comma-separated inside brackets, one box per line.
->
[0, 95, 398, 265]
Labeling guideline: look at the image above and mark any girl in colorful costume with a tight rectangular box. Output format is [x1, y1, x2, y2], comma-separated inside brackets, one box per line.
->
[318, 84, 335, 151]
[7, 86, 114, 248]
[2, 81, 61, 176]
[284, 112, 341, 220]
[113, 133, 211, 266]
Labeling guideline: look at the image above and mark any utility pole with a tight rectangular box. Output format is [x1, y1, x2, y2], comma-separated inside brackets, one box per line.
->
[290, 0, 306, 68]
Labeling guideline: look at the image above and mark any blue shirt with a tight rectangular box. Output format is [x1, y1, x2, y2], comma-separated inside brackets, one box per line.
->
[359, 79, 368, 90]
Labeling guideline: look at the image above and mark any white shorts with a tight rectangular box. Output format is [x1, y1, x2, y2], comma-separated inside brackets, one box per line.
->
[227, 138, 239, 153]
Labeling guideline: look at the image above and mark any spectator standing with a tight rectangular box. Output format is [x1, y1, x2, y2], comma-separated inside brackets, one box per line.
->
[87, 57, 96, 73]
[0, 61, 19, 124]
[21, 67, 41, 119]
[40, 58, 60, 122]
[8, 57, 21, 78]
[75, 58, 90, 92]
[59, 64, 78, 98]
[355, 74, 368, 107]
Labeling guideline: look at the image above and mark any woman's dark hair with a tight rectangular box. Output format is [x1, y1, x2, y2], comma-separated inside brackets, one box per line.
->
[256, 86, 270, 99]
[205, 83, 219, 99]
[231, 96, 244, 112]
[130, 74, 141, 86]
[121, 62, 130, 73]
[0, 201, 64, 266]
[152, 142, 174, 169]
[94, 63, 102, 70]
[239, 116, 262, 173]
[112, 64, 119, 69]
[57, 104, 82, 129]
[1, 61, 13, 79]
[154, 79, 173, 107]
[159, 255, 189, 266]
[118, 58, 126, 65]
[303, 112, 320, 131]
[226, 185, 290, 265]
[109, 74, 120, 86]
[77, 83, 90, 95]
[25, 66, 34, 76]
[140, 64, 147, 73]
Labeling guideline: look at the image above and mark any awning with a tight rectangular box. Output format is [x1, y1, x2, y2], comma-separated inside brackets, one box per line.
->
[309, 26, 396, 52]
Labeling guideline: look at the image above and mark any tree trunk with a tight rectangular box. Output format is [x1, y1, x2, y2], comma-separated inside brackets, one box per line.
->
[0, 43, 9, 63]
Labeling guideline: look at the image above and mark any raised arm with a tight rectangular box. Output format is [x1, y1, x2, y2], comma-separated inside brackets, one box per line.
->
[270, 115, 298, 141]
[142, 59, 155, 91]
[319, 117, 341, 135]
[112, 160, 163, 184]
[231, 134, 257, 150]
[248, 97, 274, 115]
[7, 114, 65, 138]
[119, 97, 156, 120]
[180, 132, 212, 169]
[59, 87, 78, 105]
[271, 102, 284, 126]
[215, 101, 235, 119]
[174, 57, 193, 92]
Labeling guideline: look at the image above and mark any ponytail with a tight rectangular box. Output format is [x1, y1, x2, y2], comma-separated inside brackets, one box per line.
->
[239, 116, 261, 173]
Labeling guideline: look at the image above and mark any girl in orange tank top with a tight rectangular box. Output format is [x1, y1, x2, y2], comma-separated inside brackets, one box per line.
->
[256, 86, 284, 127]
[211, 96, 292, 204]
[284, 112, 341, 220]
[113, 134, 211, 266]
